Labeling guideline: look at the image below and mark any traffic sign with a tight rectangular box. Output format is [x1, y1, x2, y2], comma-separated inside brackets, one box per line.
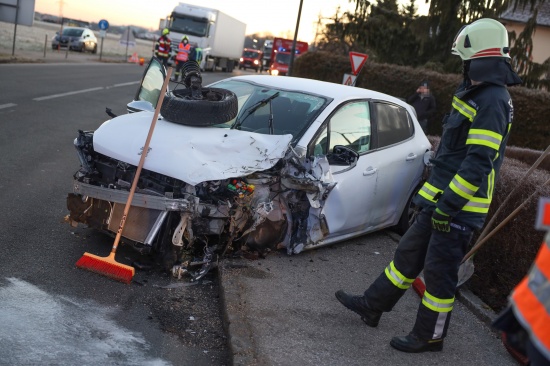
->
[98, 19, 109, 30]
[342, 73, 357, 86]
[349, 52, 368, 75]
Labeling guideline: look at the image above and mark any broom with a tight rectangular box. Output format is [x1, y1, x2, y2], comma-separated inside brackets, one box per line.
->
[76, 67, 174, 284]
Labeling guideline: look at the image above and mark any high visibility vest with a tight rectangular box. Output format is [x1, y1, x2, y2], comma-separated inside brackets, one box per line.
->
[155, 36, 171, 58]
[511, 233, 550, 361]
[176, 42, 191, 62]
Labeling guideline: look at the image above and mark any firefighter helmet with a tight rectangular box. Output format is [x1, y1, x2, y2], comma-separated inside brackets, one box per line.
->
[182, 36, 189, 43]
[162, 28, 170, 36]
[451, 18, 510, 60]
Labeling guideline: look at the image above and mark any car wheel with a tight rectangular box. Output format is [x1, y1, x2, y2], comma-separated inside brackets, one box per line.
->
[92, 44, 97, 54]
[392, 187, 420, 235]
[160, 87, 238, 126]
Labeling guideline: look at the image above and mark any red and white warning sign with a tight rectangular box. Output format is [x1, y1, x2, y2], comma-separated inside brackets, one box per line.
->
[342, 73, 357, 86]
[349, 52, 368, 75]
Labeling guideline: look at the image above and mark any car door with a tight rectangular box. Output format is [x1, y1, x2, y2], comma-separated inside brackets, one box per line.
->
[367, 100, 420, 227]
[127, 57, 166, 113]
[309, 100, 381, 236]
[309, 99, 423, 237]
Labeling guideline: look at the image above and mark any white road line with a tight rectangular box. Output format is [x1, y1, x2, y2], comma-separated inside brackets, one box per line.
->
[0, 103, 17, 110]
[112, 81, 141, 88]
[33, 87, 104, 101]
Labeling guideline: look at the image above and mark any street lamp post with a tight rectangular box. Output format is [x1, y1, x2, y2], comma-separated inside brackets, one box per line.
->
[287, 0, 303, 77]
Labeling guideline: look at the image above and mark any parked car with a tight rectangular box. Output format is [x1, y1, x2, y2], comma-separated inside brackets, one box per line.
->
[66, 57, 432, 280]
[52, 27, 97, 53]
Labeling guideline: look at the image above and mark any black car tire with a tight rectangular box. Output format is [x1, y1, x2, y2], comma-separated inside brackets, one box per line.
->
[392, 187, 420, 235]
[92, 44, 97, 54]
[160, 87, 238, 126]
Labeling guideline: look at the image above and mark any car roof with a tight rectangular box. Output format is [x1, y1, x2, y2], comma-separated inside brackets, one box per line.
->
[225, 75, 406, 106]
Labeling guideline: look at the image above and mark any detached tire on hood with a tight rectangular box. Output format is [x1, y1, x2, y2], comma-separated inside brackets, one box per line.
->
[160, 87, 238, 126]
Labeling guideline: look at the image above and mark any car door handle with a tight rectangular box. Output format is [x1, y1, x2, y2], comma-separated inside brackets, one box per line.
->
[406, 153, 417, 161]
[363, 167, 377, 176]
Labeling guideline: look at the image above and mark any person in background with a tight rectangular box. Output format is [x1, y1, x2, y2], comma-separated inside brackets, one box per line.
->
[334, 18, 522, 353]
[173, 36, 191, 82]
[407, 80, 436, 134]
[154, 28, 171, 67]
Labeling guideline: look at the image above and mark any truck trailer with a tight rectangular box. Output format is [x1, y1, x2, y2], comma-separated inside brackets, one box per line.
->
[161, 3, 246, 72]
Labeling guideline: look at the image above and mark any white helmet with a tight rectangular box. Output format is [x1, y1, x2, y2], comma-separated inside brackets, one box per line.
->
[451, 18, 510, 60]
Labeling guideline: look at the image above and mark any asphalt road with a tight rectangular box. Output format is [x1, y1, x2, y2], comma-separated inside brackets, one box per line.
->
[0, 62, 237, 366]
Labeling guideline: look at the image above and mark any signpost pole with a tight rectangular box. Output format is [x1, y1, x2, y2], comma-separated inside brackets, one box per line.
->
[11, 0, 19, 56]
[98, 20, 109, 62]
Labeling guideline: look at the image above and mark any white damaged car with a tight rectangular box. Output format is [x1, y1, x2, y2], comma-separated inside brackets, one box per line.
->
[66, 57, 432, 280]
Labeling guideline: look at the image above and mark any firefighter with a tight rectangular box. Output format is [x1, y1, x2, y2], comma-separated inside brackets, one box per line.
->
[173, 36, 191, 82]
[493, 200, 550, 366]
[154, 28, 171, 67]
[335, 18, 522, 353]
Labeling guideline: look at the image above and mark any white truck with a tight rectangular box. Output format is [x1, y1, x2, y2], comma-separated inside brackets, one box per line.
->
[161, 3, 246, 72]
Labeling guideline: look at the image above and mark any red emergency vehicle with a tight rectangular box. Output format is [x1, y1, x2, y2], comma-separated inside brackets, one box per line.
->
[239, 48, 264, 72]
[267, 37, 308, 76]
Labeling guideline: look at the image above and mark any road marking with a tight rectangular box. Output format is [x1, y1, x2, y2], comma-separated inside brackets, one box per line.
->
[112, 81, 140, 88]
[33, 81, 140, 100]
[0, 103, 17, 110]
[33, 87, 104, 101]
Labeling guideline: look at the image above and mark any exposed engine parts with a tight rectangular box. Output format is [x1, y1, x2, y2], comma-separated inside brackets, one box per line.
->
[67, 130, 334, 281]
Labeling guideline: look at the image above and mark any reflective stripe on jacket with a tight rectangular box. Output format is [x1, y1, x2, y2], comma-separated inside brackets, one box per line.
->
[155, 36, 171, 58]
[176, 42, 191, 62]
[511, 235, 550, 361]
[413, 82, 513, 229]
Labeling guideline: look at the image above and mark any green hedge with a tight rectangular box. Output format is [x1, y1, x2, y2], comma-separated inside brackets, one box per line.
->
[293, 51, 550, 150]
[293, 52, 550, 312]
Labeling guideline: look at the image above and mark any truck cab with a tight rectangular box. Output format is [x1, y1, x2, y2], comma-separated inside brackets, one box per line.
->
[269, 52, 293, 76]
[161, 2, 246, 72]
[239, 48, 264, 72]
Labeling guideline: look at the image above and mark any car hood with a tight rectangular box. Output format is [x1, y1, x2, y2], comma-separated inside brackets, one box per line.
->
[93, 112, 293, 185]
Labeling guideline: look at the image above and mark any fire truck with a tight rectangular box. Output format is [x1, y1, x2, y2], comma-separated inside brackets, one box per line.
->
[267, 37, 308, 76]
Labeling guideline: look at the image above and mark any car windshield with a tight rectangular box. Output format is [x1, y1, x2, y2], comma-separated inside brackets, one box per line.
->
[62, 28, 84, 37]
[212, 80, 330, 141]
[170, 15, 208, 37]
[275, 53, 291, 65]
[242, 51, 260, 58]
[208, 79, 330, 143]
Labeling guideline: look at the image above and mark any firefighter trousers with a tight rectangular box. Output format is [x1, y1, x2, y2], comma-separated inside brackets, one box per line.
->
[364, 209, 473, 340]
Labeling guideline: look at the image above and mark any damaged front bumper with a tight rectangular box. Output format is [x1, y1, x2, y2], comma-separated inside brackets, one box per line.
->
[66, 132, 335, 281]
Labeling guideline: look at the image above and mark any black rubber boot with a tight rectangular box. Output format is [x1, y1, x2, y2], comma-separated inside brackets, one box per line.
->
[335, 290, 382, 327]
[390, 333, 444, 353]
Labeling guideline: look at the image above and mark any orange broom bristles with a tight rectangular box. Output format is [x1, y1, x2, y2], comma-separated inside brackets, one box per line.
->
[76, 252, 135, 284]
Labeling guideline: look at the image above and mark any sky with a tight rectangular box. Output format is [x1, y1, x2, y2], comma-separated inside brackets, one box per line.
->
[35, 0, 429, 44]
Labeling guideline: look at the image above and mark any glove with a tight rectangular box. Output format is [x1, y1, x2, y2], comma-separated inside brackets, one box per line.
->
[432, 208, 451, 232]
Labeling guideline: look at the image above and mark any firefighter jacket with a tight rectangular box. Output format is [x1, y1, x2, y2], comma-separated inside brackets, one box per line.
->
[155, 35, 171, 58]
[414, 74, 514, 229]
[176, 42, 191, 62]
[511, 233, 550, 361]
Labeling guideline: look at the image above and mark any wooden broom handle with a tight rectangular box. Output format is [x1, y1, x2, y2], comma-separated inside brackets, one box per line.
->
[476, 144, 550, 244]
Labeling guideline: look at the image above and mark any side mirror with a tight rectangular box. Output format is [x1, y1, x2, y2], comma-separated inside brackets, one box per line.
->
[127, 100, 155, 114]
[327, 145, 360, 167]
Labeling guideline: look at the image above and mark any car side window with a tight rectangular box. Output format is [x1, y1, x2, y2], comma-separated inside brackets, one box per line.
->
[373, 102, 413, 148]
[313, 101, 371, 156]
